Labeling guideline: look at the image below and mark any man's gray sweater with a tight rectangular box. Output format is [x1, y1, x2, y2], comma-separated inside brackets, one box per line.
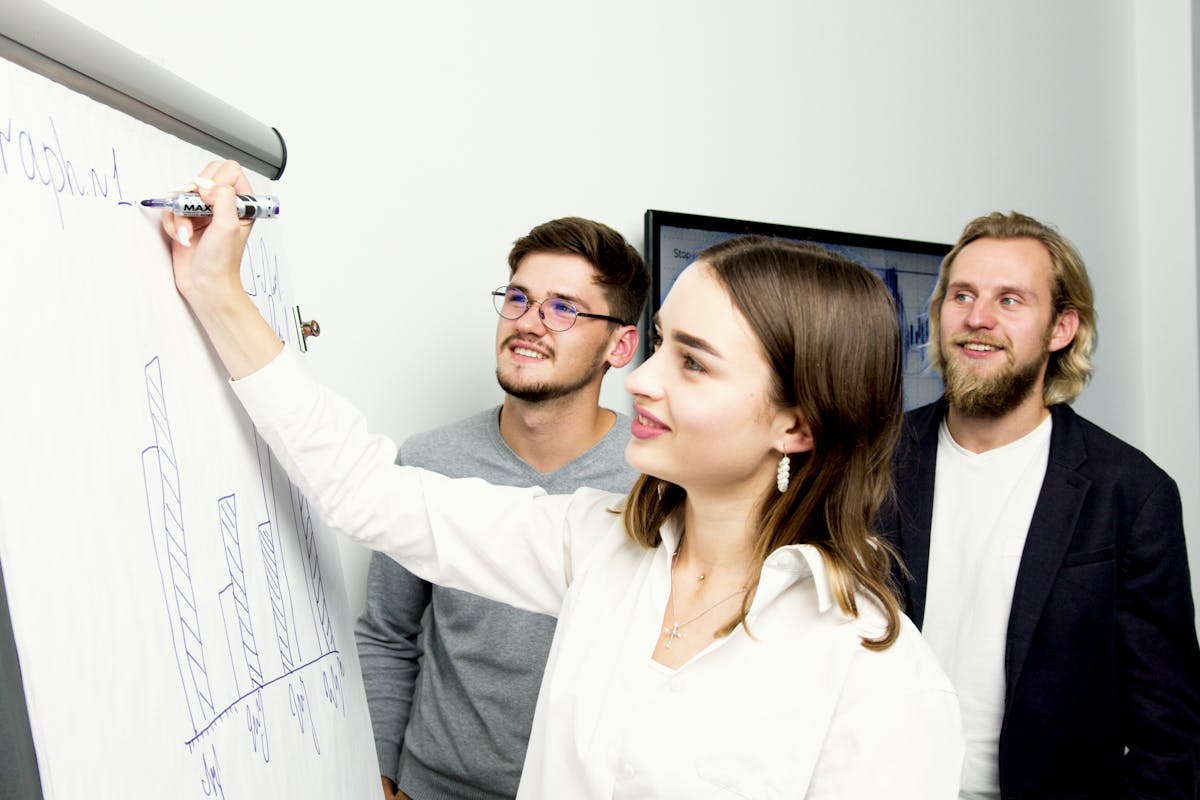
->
[354, 407, 637, 799]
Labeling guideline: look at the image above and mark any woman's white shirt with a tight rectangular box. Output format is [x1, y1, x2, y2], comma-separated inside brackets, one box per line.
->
[233, 348, 963, 799]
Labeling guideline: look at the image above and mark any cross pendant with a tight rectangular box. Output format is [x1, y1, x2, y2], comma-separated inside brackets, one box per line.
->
[663, 623, 682, 649]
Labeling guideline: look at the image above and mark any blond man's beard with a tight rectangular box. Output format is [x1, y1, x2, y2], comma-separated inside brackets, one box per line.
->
[939, 329, 1050, 417]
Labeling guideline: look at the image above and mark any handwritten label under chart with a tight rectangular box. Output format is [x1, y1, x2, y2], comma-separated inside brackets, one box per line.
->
[0, 45, 376, 800]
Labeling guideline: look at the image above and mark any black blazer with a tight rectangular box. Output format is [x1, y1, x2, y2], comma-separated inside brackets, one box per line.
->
[883, 400, 1200, 800]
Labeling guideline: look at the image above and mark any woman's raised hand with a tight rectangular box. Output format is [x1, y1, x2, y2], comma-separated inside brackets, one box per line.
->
[160, 159, 283, 379]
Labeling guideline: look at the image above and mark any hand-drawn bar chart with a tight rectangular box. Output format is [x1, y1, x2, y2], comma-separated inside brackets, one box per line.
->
[134, 232, 359, 796]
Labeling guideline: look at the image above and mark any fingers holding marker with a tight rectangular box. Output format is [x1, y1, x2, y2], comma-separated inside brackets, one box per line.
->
[160, 171, 223, 246]
[196, 161, 253, 204]
[160, 177, 207, 247]
[160, 210, 193, 247]
[156, 161, 274, 247]
[194, 169, 235, 228]
[219, 161, 255, 196]
[202, 160, 254, 195]
[202, 163, 260, 231]
[160, 209, 181, 245]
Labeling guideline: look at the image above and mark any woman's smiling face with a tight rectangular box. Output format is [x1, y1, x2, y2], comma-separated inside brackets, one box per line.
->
[624, 262, 794, 499]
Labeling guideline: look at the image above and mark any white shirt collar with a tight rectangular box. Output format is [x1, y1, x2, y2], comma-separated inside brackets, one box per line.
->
[658, 517, 838, 616]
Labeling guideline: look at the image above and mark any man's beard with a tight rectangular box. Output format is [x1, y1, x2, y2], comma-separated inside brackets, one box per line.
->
[939, 330, 1050, 418]
[495, 345, 608, 404]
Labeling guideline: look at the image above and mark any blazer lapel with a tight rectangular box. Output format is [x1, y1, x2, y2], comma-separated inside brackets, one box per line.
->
[897, 401, 944, 629]
[1003, 404, 1090, 702]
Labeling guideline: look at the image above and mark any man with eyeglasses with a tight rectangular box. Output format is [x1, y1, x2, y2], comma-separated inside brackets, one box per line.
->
[355, 217, 650, 800]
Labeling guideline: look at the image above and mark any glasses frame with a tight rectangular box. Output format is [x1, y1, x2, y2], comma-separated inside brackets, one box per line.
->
[491, 286, 627, 331]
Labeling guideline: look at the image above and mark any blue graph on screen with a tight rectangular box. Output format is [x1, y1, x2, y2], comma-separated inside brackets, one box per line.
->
[656, 225, 944, 410]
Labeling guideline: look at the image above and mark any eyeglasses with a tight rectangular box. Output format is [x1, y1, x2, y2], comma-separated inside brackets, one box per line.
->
[492, 286, 626, 332]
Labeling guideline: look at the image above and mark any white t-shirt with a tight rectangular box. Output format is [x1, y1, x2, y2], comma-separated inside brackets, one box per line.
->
[922, 416, 1052, 799]
[233, 348, 964, 799]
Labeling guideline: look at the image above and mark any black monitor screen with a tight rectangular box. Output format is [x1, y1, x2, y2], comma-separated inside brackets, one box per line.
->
[644, 210, 950, 410]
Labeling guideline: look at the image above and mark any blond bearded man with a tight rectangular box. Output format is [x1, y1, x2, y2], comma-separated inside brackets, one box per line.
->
[882, 211, 1200, 799]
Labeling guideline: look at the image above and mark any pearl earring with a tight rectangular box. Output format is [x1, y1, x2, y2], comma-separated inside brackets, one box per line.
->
[776, 453, 790, 493]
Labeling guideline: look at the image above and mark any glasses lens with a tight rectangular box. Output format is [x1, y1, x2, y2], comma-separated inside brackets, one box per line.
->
[541, 298, 578, 331]
[495, 287, 527, 319]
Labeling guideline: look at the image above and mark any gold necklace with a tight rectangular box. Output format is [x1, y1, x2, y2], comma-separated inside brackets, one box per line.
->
[662, 552, 745, 649]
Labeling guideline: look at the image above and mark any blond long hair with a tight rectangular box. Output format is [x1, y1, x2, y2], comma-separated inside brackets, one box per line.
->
[622, 236, 904, 650]
[928, 211, 1096, 405]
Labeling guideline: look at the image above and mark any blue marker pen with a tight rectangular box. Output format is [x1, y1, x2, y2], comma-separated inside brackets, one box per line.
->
[140, 193, 280, 219]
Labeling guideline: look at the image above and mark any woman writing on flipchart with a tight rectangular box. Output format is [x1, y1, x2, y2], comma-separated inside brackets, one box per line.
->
[160, 160, 963, 799]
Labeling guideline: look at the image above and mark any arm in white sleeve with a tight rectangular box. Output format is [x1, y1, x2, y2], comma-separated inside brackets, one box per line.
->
[231, 347, 620, 617]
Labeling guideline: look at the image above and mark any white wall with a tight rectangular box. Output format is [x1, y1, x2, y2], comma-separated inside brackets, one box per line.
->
[36, 0, 1200, 620]
[1133, 1, 1200, 616]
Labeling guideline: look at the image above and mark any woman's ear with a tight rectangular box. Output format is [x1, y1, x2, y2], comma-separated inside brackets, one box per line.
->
[777, 409, 814, 454]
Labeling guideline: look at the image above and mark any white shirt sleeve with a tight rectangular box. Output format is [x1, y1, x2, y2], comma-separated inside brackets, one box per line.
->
[230, 347, 623, 617]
